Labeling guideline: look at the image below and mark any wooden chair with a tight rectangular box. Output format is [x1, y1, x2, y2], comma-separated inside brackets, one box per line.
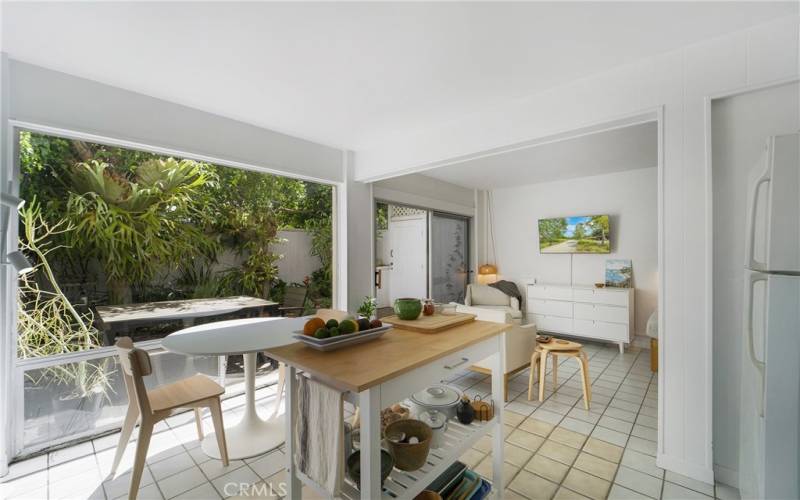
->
[527, 338, 591, 410]
[110, 337, 230, 499]
[278, 285, 310, 317]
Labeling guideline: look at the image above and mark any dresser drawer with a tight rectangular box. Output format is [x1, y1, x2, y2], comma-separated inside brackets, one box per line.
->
[528, 285, 573, 301]
[573, 288, 629, 306]
[528, 299, 573, 318]
[573, 303, 628, 323]
[573, 319, 628, 342]
[530, 314, 572, 334]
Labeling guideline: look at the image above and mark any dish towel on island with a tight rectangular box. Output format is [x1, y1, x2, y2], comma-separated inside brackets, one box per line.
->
[294, 375, 344, 496]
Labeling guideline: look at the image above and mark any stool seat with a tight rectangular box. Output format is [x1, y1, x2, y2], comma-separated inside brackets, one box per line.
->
[528, 338, 591, 409]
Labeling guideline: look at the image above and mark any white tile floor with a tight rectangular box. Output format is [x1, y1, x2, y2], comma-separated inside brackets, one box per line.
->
[0, 343, 739, 500]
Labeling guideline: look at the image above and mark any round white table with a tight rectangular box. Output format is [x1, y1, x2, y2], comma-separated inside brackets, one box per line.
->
[162, 316, 305, 460]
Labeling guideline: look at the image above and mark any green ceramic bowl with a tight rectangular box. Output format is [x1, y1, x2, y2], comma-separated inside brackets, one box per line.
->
[394, 298, 422, 320]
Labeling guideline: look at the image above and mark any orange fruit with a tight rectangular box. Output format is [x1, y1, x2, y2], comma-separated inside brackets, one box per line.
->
[303, 317, 325, 336]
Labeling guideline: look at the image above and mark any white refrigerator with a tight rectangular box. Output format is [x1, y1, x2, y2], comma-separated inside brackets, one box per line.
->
[740, 132, 800, 500]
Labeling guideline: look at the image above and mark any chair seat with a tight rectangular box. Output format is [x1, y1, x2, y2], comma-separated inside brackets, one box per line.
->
[148, 374, 225, 412]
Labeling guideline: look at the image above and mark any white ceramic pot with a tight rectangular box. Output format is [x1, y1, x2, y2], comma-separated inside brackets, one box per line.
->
[409, 385, 462, 420]
[419, 410, 448, 448]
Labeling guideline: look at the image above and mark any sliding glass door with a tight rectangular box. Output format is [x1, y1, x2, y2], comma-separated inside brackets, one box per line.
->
[430, 213, 470, 304]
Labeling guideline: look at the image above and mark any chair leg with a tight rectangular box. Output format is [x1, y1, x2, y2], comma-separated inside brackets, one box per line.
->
[504, 374, 509, 402]
[209, 398, 230, 466]
[271, 362, 286, 419]
[552, 354, 558, 390]
[538, 351, 547, 402]
[128, 419, 154, 500]
[194, 408, 204, 440]
[110, 402, 139, 476]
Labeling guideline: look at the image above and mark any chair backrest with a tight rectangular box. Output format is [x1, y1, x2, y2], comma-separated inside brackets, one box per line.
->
[282, 286, 308, 308]
[115, 337, 153, 416]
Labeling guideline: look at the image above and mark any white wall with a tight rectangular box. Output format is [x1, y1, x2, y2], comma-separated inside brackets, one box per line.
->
[710, 81, 800, 485]
[7, 59, 343, 183]
[373, 173, 475, 216]
[350, 14, 800, 482]
[273, 230, 321, 285]
[493, 168, 658, 336]
[345, 153, 374, 312]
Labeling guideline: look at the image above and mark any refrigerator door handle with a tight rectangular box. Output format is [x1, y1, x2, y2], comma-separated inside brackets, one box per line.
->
[745, 146, 772, 271]
[745, 271, 768, 416]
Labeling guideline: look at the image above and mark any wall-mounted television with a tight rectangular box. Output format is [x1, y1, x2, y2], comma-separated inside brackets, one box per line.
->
[538, 215, 610, 254]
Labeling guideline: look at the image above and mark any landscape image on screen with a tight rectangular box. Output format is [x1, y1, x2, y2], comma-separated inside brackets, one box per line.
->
[538, 215, 610, 254]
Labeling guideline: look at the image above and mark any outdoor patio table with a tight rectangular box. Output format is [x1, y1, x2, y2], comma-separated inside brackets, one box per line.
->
[95, 296, 279, 345]
[162, 316, 305, 459]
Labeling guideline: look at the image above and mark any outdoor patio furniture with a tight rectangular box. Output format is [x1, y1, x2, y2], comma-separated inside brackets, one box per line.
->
[111, 337, 229, 500]
[94, 296, 279, 345]
[278, 285, 310, 317]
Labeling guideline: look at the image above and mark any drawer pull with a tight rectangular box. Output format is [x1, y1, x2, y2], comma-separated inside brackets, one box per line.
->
[445, 357, 469, 370]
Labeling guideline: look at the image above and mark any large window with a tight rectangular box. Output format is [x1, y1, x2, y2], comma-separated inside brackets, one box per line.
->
[11, 129, 333, 452]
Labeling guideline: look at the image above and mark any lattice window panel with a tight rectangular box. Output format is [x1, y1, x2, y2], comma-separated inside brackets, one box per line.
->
[390, 205, 426, 220]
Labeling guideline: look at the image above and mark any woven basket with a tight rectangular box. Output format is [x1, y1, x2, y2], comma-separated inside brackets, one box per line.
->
[384, 419, 432, 471]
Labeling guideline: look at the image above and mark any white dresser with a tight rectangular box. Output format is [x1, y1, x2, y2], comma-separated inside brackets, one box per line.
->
[526, 283, 634, 353]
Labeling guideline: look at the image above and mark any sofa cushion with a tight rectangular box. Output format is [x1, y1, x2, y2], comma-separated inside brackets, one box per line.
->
[469, 284, 511, 307]
[470, 304, 523, 320]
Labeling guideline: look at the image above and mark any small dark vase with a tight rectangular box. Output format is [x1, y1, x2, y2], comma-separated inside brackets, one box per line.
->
[456, 397, 475, 425]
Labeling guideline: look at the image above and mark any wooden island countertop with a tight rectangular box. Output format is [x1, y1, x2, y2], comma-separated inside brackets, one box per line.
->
[265, 320, 507, 393]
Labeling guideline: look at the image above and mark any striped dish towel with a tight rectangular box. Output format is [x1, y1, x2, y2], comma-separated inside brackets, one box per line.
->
[294, 375, 344, 495]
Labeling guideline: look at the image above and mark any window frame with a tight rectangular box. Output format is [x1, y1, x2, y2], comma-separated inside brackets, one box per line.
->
[3, 121, 342, 458]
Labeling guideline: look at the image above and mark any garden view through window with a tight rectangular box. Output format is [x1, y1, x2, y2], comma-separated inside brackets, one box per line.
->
[14, 130, 333, 450]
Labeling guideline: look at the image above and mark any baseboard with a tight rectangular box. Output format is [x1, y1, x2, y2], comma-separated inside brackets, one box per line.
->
[632, 335, 651, 349]
[714, 463, 739, 488]
[657, 453, 715, 485]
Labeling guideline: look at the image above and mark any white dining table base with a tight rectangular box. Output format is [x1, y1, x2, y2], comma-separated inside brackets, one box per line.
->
[201, 352, 285, 460]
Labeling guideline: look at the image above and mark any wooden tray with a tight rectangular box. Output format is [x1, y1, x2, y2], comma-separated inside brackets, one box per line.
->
[382, 312, 475, 333]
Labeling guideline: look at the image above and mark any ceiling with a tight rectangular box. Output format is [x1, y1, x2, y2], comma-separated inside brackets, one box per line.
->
[2, 2, 796, 150]
[422, 121, 658, 189]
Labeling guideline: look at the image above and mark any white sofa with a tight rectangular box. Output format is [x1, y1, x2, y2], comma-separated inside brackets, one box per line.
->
[455, 284, 537, 400]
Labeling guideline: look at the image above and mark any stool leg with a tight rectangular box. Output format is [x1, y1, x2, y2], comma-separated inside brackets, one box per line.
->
[538, 351, 547, 402]
[552, 354, 558, 390]
[528, 351, 539, 401]
[577, 354, 590, 409]
[581, 350, 591, 404]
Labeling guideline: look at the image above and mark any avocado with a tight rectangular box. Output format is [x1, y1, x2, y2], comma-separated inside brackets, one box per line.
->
[314, 327, 330, 339]
[357, 318, 371, 331]
[325, 319, 339, 329]
[329, 327, 340, 337]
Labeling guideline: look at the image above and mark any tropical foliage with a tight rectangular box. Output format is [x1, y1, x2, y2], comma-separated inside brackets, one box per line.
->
[17, 131, 333, 358]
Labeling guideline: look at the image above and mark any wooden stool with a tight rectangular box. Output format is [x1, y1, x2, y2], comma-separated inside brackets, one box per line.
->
[527, 338, 591, 410]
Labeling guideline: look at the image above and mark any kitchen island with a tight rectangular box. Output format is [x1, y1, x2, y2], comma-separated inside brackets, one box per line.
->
[266, 319, 508, 500]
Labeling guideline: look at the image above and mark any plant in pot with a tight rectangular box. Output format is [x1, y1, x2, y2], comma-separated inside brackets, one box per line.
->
[357, 296, 377, 320]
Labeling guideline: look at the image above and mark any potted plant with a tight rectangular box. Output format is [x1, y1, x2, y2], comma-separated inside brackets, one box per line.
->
[357, 296, 377, 320]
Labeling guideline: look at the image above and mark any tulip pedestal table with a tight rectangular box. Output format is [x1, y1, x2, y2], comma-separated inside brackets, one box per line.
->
[163, 316, 304, 459]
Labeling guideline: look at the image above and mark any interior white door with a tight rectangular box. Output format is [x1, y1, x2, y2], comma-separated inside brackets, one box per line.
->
[389, 217, 427, 302]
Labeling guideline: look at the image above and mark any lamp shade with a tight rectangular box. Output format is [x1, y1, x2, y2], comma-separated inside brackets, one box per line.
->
[478, 264, 498, 275]
[0, 193, 25, 209]
[6, 251, 34, 275]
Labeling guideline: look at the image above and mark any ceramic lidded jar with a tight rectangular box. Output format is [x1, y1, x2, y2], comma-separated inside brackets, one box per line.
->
[419, 410, 448, 448]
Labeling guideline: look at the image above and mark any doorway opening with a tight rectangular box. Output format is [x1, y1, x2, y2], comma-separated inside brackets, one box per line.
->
[374, 202, 471, 318]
